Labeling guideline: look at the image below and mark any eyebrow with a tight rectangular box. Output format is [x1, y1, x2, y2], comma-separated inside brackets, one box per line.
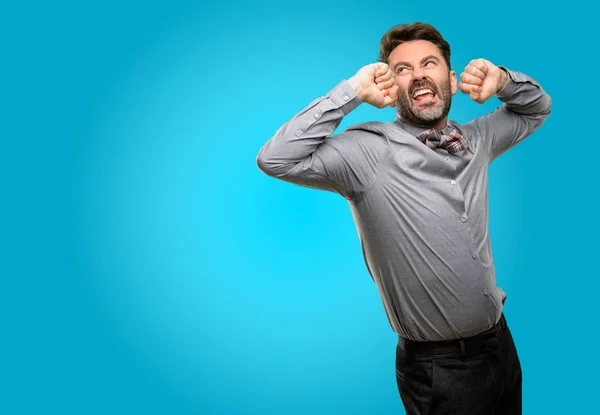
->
[393, 55, 441, 71]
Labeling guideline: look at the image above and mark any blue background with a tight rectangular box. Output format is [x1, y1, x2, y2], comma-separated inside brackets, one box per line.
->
[2, 0, 594, 413]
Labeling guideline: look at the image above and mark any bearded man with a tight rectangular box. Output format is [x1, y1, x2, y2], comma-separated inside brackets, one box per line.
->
[256, 22, 551, 414]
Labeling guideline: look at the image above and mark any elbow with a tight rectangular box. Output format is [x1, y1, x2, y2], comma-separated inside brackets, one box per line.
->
[530, 94, 552, 131]
[532, 92, 552, 127]
[539, 93, 552, 125]
[256, 148, 294, 178]
[543, 93, 552, 116]
[256, 150, 276, 177]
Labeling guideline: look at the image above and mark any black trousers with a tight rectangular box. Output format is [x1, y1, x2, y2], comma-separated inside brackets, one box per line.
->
[395, 314, 522, 414]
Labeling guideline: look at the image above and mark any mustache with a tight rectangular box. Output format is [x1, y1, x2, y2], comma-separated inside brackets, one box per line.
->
[409, 79, 439, 96]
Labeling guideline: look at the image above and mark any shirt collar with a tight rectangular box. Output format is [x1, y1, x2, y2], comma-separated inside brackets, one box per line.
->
[392, 115, 462, 137]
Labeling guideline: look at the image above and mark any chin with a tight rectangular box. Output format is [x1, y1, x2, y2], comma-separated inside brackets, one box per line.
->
[415, 110, 443, 122]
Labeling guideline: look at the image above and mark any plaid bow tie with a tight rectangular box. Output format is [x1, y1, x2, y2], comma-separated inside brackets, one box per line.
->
[415, 128, 468, 153]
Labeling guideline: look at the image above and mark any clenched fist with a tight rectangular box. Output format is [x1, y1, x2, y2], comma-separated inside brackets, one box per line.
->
[458, 58, 508, 104]
[348, 62, 398, 109]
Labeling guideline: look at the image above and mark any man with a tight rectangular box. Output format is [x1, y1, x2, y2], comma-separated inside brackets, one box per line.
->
[256, 22, 551, 414]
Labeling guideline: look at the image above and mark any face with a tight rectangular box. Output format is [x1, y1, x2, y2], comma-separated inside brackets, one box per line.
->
[388, 40, 458, 127]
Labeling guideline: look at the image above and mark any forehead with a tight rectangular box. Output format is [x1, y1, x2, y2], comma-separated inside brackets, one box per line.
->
[388, 39, 443, 65]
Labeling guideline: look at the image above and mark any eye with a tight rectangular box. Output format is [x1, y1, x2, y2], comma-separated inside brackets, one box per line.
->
[424, 60, 436, 67]
[396, 67, 410, 75]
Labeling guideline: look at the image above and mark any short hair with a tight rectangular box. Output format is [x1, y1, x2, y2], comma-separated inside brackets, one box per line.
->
[379, 22, 451, 70]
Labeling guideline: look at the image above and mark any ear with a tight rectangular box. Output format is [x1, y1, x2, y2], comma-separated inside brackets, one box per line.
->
[450, 70, 458, 95]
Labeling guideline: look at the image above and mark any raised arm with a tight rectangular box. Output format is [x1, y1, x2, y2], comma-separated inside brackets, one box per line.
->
[256, 63, 398, 200]
[458, 58, 552, 161]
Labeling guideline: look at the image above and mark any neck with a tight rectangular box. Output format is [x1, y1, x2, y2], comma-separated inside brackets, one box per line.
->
[399, 115, 448, 131]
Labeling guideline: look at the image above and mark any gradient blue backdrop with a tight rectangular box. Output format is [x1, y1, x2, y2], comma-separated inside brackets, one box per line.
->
[2, 1, 594, 414]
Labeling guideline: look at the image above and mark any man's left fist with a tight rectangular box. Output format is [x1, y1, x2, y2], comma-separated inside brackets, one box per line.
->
[458, 58, 507, 104]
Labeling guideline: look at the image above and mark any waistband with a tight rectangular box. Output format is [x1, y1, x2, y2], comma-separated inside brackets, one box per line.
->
[398, 314, 507, 356]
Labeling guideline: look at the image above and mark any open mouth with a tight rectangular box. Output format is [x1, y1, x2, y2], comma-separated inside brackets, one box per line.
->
[411, 87, 436, 102]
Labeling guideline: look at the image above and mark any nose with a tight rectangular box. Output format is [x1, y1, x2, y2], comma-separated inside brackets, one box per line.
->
[412, 66, 427, 80]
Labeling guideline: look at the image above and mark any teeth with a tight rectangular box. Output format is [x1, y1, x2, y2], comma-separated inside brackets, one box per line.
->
[413, 88, 433, 98]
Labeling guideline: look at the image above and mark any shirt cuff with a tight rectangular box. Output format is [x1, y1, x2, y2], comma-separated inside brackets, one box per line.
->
[495, 67, 541, 100]
[328, 80, 363, 114]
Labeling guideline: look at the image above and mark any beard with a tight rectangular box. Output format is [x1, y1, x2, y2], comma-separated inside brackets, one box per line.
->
[395, 76, 452, 127]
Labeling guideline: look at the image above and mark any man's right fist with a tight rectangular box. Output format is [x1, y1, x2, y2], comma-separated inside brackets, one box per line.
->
[348, 62, 398, 109]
